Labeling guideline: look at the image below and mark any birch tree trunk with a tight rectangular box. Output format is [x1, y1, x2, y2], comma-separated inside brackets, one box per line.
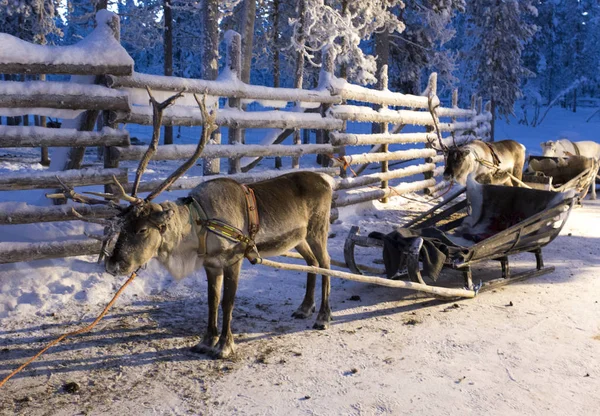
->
[293, 0, 306, 168]
[164, 0, 174, 145]
[202, 0, 221, 175]
[273, 0, 282, 169]
[240, 0, 256, 84]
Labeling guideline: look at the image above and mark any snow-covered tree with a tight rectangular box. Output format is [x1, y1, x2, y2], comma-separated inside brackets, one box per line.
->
[289, 0, 406, 85]
[0, 0, 62, 43]
[388, 0, 465, 94]
[468, 0, 537, 122]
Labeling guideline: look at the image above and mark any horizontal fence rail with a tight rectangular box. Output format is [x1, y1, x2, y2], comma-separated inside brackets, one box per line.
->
[0, 126, 129, 148]
[0, 81, 131, 112]
[0, 168, 128, 191]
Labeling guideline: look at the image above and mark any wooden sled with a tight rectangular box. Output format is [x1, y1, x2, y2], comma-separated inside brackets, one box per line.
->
[344, 179, 576, 295]
[523, 155, 599, 202]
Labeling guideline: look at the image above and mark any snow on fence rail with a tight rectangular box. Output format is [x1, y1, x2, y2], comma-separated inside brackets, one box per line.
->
[0, 10, 491, 265]
[0, 168, 128, 191]
[0, 81, 131, 113]
[0, 126, 129, 148]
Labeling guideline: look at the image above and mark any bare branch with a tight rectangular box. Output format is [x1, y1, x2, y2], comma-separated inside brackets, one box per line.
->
[146, 94, 218, 201]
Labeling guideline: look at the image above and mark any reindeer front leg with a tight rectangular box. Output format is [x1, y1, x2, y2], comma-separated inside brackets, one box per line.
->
[191, 266, 222, 354]
[213, 258, 243, 359]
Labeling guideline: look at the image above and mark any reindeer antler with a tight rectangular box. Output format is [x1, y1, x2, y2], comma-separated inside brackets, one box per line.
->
[84, 175, 142, 205]
[130, 87, 185, 197]
[46, 177, 122, 207]
[145, 94, 218, 202]
[427, 92, 448, 153]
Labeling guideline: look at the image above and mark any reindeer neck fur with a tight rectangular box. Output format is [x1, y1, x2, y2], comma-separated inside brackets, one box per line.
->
[155, 201, 202, 279]
[459, 143, 480, 176]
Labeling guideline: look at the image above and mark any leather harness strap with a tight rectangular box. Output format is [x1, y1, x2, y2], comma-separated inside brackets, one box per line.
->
[184, 184, 260, 261]
[241, 184, 260, 242]
[483, 141, 502, 166]
[570, 140, 581, 156]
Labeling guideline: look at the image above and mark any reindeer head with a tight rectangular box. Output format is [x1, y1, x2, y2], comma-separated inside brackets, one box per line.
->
[541, 141, 558, 156]
[443, 146, 472, 185]
[50, 91, 217, 276]
[105, 203, 175, 276]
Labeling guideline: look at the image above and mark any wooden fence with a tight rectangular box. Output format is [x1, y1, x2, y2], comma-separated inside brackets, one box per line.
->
[0, 11, 491, 264]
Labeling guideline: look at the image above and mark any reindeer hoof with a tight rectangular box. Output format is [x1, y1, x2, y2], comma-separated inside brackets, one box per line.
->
[190, 342, 216, 355]
[211, 341, 235, 360]
[313, 311, 332, 330]
[190, 335, 219, 354]
[292, 304, 315, 319]
[312, 321, 329, 330]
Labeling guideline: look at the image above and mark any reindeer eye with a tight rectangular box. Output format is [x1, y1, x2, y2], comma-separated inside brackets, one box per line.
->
[137, 228, 149, 235]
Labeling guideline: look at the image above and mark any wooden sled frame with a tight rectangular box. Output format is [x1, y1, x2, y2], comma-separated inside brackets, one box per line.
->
[523, 156, 599, 202]
[344, 187, 576, 295]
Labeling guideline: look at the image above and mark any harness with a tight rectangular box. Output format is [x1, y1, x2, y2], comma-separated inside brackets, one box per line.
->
[567, 140, 581, 156]
[483, 141, 502, 166]
[184, 184, 261, 262]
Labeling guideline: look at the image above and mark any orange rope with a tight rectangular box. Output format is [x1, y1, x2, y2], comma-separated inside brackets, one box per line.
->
[0, 270, 138, 389]
[329, 155, 358, 177]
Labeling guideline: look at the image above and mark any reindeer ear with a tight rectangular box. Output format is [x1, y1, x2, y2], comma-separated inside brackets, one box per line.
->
[152, 209, 175, 224]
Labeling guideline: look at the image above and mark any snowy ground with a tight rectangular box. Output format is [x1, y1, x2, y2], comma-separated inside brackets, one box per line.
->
[0, 105, 599, 414]
[0, 195, 599, 415]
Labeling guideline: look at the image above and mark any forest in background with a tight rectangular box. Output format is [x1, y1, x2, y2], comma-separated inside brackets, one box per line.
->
[1, 0, 599, 126]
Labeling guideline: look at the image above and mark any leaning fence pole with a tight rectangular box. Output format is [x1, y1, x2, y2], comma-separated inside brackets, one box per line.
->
[254, 258, 476, 299]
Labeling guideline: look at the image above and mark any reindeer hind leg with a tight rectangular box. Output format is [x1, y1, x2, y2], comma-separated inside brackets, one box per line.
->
[307, 233, 332, 330]
[291, 240, 317, 319]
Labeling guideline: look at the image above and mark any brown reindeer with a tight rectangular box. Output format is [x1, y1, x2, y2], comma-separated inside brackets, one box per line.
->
[443, 140, 526, 186]
[61, 92, 333, 359]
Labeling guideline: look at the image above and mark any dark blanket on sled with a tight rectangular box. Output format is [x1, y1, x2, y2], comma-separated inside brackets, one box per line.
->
[369, 228, 465, 281]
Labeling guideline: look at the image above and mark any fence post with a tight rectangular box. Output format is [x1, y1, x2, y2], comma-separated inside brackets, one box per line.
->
[378, 64, 389, 202]
[450, 88, 458, 145]
[484, 101, 492, 141]
[423, 72, 437, 194]
[226, 31, 242, 174]
[103, 111, 120, 194]
[60, 11, 121, 174]
[317, 45, 335, 167]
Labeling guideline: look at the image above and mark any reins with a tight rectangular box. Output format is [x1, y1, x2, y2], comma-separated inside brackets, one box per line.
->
[473, 156, 532, 189]
[0, 269, 140, 389]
